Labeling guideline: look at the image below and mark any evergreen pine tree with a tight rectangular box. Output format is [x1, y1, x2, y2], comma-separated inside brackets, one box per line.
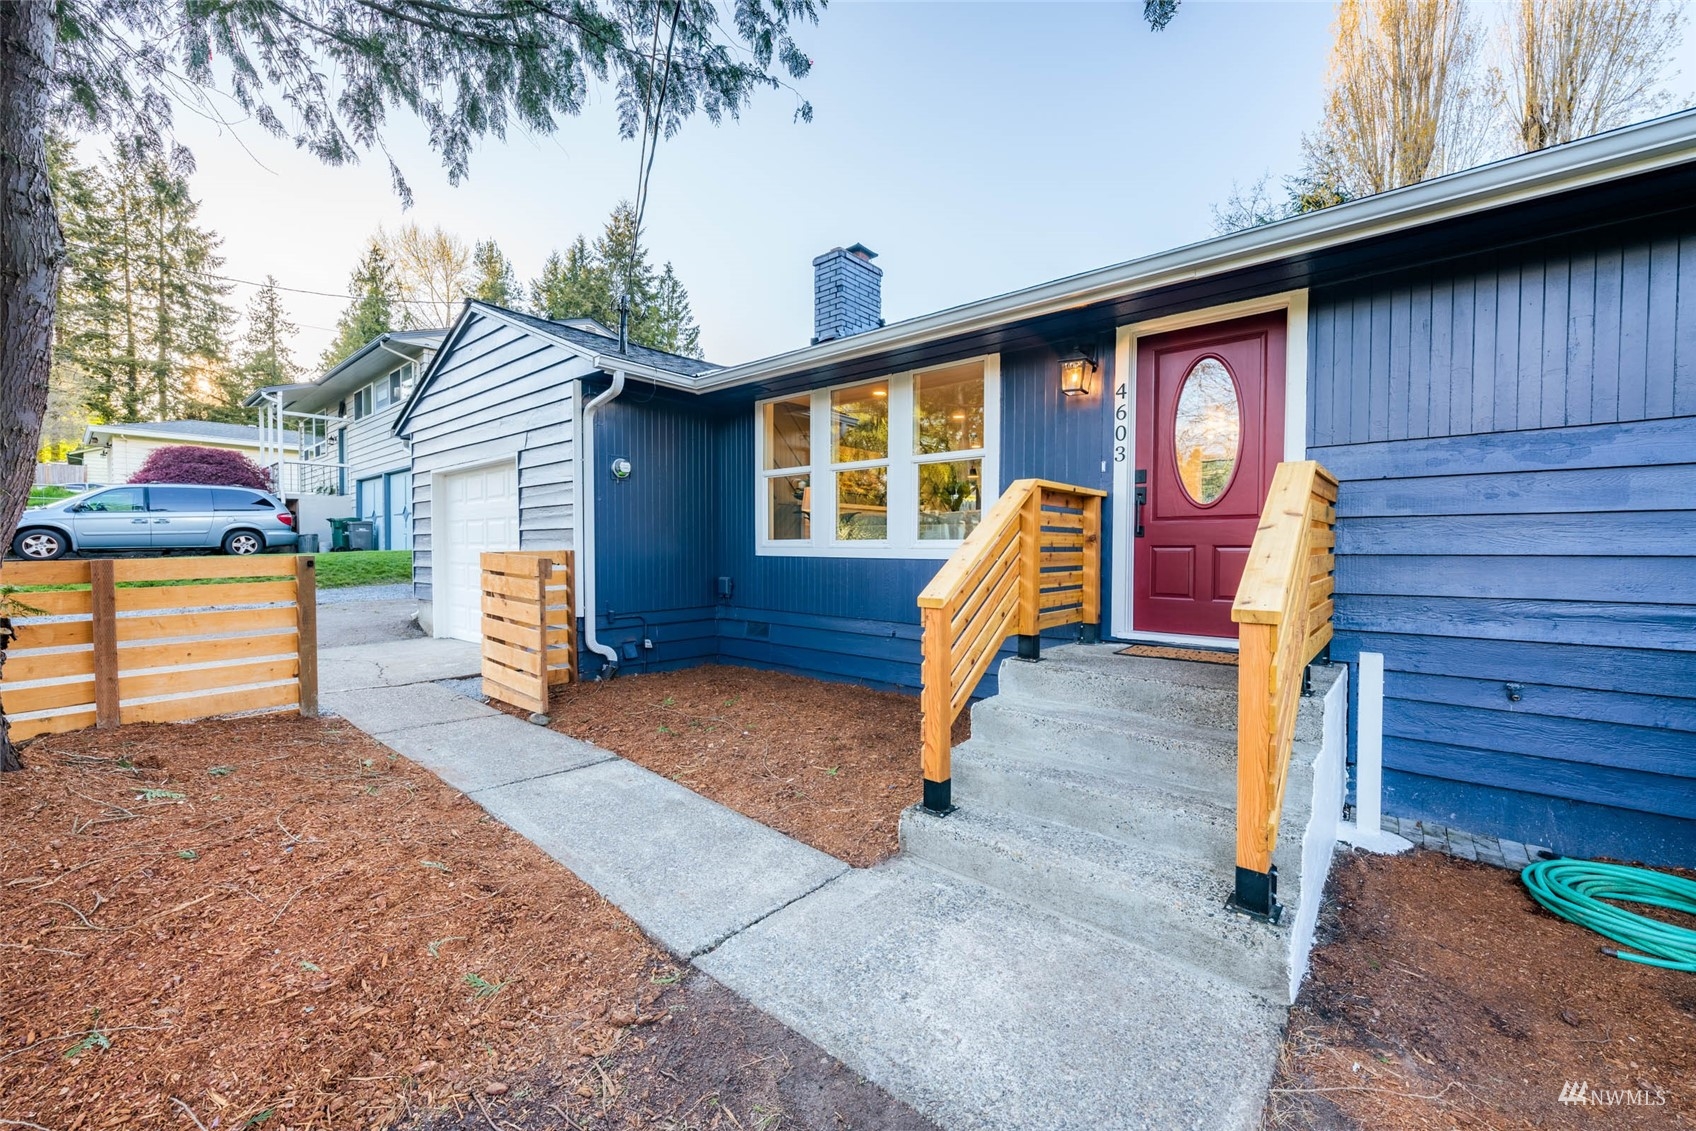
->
[468, 239, 519, 307]
[137, 161, 234, 419]
[196, 276, 301, 421]
[51, 142, 233, 423]
[648, 264, 703, 359]
[321, 241, 399, 368]
[529, 237, 608, 324]
[527, 204, 703, 355]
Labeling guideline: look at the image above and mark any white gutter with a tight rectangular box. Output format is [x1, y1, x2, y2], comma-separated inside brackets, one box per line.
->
[584, 351, 703, 392]
[577, 368, 627, 676]
[691, 108, 1696, 391]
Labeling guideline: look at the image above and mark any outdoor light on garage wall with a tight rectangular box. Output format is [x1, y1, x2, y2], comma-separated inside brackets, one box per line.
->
[1058, 345, 1097, 397]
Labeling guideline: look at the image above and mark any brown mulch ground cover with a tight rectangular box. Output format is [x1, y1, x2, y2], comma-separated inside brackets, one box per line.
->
[1267, 849, 1696, 1130]
[0, 715, 931, 1131]
[530, 665, 969, 868]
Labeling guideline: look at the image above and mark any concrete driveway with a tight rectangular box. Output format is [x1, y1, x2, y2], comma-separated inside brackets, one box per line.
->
[316, 586, 423, 649]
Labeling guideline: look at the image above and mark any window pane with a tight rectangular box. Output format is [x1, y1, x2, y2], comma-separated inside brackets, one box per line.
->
[764, 397, 810, 470]
[375, 381, 390, 409]
[836, 467, 887, 540]
[1174, 357, 1241, 505]
[148, 487, 214, 512]
[832, 382, 889, 463]
[915, 361, 986, 455]
[213, 489, 272, 511]
[767, 475, 811, 540]
[81, 488, 144, 513]
[918, 459, 983, 540]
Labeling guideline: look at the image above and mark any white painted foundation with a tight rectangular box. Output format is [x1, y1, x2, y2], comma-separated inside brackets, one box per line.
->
[1336, 651, 1415, 855]
[1289, 670, 1348, 1003]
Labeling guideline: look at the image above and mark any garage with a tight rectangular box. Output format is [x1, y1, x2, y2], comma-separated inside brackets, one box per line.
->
[436, 461, 519, 642]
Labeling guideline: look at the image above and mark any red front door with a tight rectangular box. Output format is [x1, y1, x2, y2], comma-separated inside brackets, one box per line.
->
[1132, 313, 1286, 638]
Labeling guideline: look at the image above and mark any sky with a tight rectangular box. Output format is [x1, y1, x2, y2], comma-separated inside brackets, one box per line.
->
[161, 0, 1695, 368]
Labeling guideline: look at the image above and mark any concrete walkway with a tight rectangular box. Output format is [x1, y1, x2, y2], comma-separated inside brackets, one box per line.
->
[320, 645, 848, 958]
[319, 638, 1282, 1130]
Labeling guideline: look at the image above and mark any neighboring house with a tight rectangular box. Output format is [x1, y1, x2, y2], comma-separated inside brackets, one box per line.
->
[397, 110, 1696, 867]
[248, 328, 444, 550]
[72, 420, 295, 483]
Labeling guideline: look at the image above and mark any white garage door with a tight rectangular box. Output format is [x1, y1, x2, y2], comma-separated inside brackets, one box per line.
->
[440, 462, 519, 643]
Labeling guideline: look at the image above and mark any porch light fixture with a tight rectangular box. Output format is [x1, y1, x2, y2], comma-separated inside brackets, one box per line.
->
[1058, 346, 1097, 397]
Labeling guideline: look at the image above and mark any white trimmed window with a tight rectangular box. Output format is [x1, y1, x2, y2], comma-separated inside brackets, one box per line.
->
[756, 355, 1000, 557]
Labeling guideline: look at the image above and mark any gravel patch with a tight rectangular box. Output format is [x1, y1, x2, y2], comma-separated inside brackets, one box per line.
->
[318, 581, 413, 604]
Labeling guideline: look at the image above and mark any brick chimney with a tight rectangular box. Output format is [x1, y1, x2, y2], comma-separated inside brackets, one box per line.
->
[812, 243, 883, 344]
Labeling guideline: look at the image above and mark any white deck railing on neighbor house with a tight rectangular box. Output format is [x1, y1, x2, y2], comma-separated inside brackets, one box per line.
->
[253, 390, 347, 499]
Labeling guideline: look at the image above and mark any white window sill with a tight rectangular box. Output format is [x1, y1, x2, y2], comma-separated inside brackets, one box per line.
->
[755, 541, 965, 560]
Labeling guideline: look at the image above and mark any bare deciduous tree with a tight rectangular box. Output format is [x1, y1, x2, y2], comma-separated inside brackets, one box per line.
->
[1312, 0, 1485, 197]
[1493, 0, 1685, 152]
[380, 223, 473, 329]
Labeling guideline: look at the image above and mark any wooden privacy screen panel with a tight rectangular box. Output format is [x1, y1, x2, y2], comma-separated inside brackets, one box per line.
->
[0, 555, 317, 741]
[1230, 460, 1338, 884]
[480, 551, 576, 714]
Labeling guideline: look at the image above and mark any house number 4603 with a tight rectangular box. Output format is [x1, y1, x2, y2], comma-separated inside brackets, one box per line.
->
[1113, 383, 1129, 462]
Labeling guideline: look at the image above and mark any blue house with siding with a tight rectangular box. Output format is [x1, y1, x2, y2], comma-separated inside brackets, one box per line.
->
[398, 110, 1696, 880]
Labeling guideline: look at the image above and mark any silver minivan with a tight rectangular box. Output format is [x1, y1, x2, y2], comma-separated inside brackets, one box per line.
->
[11, 484, 300, 560]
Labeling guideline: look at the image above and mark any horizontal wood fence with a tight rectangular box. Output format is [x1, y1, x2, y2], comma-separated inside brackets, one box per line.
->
[0, 555, 317, 741]
[1230, 460, 1338, 919]
[480, 551, 577, 714]
[915, 478, 1105, 813]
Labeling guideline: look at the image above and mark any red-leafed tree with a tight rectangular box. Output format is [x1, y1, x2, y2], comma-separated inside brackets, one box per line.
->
[128, 445, 272, 491]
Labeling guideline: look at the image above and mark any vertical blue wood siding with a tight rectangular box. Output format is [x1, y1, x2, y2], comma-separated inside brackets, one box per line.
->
[589, 395, 719, 675]
[590, 342, 1115, 692]
[1313, 225, 1696, 867]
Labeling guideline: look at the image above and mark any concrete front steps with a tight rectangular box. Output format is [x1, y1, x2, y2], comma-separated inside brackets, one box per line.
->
[901, 644, 1341, 1004]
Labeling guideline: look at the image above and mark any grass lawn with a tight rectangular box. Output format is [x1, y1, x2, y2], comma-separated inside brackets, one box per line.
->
[313, 549, 412, 588]
[26, 486, 73, 507]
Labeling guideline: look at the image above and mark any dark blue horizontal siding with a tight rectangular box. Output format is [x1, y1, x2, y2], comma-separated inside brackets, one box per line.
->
[1339, 512, 1696, 556]
[1385, 771, 1696, 864]
[1315, 218, 1696, 866]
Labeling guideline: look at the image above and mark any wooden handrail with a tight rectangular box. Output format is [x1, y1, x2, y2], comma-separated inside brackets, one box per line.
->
[1229, 460, 1339, 919]
[917, 478, 1105, 813]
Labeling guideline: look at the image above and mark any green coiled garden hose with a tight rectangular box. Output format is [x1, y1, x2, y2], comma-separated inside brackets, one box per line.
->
[1521, 858, 1696, 973]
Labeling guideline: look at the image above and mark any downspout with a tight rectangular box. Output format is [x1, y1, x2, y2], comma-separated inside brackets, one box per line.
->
[578, 368, 626, 677]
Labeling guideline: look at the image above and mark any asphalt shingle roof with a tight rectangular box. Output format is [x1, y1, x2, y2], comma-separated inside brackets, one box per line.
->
[496, 306, 721, 377]
[98, 419, 262, 442]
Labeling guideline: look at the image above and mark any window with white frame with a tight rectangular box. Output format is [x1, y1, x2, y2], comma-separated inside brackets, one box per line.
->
[756, 356, 999, 556]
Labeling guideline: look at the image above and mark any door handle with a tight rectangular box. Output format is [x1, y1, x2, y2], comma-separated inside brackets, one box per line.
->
[152, 518, 169, 524]
[131, 517, 149, 524]
[1134, 469, 1148, 538]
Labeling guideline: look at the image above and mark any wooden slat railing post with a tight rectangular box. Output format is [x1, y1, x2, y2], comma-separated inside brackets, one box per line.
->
[1015, 489, 1041, 660]
[89, 559, 119, 729]
[919, 603, 954, 813]
[294, 555, 318, 718]
[1229, 460, 1338, 922]
[1080, 494, 1102, 643]
[1235, 621, 1276, 908]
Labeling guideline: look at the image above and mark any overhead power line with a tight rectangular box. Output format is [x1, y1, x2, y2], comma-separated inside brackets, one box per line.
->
[192, 269, 447, 306]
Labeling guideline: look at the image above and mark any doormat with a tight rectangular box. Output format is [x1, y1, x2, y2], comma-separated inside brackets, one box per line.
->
[1116, 644, 1238, 666]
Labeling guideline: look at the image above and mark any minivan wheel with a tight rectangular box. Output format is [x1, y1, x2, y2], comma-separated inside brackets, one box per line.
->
[222, 530, 264, 556]
[13, 528, 68, 561]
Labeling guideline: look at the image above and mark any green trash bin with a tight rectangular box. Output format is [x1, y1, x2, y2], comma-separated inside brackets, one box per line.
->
[326, 516, 356, 552]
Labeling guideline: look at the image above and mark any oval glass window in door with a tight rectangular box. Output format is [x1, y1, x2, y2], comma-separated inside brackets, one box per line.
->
[1173, 356, 1241, 505]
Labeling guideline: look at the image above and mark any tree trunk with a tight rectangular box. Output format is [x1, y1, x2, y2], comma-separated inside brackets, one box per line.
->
[0, 0, 63, 773]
